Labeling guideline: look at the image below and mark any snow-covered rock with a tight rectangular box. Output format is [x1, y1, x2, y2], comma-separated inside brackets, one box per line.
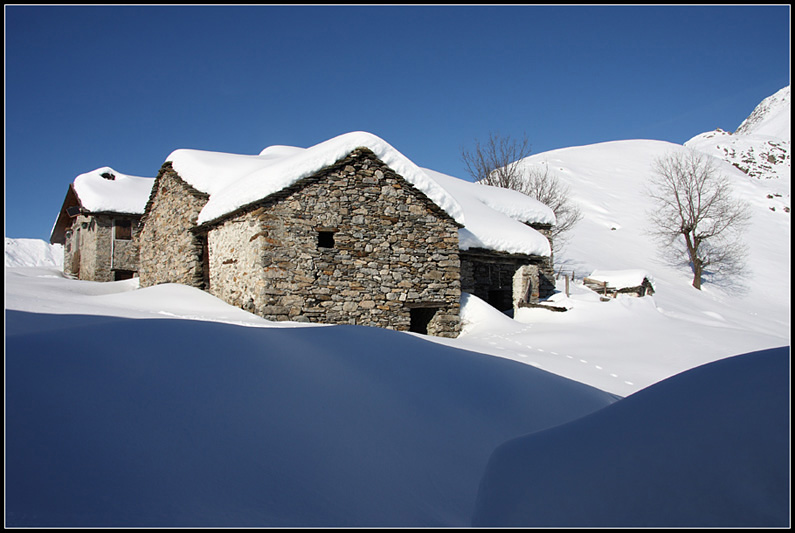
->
[685, 86, 790, 182]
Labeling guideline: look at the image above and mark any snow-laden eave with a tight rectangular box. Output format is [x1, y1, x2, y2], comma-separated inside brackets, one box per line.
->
[423, 168, 553, 257]
[194, 132, 466, 227]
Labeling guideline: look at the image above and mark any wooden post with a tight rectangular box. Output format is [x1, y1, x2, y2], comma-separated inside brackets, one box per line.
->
[565, 275, 570, 297]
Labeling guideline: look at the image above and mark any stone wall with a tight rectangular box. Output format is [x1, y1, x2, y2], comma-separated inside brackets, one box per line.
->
[203, 149, 462, 337]
[62, 213, 141, 281]
[138, 163, 209, 289]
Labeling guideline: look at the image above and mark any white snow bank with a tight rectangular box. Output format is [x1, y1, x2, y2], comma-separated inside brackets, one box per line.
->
[6, 310, 616, 527]
[5, 238, 63, 268]
[473, 346, 790, 527]
[71, 167, 154, 214]
[586, 269, 653, 290]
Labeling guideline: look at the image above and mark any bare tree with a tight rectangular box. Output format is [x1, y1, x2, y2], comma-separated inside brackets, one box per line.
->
[647, 149, 752, 290]
[461, 132, 532, 190]
[461, 132, 582, 250]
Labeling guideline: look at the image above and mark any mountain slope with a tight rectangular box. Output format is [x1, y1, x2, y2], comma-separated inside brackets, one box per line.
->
[685, 85, 790, 182]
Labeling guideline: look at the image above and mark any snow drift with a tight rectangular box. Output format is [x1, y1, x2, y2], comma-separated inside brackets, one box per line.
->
[472, 346, 790, 527]
[5, 310, 616, 528]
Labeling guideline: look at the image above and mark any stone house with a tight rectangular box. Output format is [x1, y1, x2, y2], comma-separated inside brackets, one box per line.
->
[138, 132, 556, 337]
[50, 167, 154, 281]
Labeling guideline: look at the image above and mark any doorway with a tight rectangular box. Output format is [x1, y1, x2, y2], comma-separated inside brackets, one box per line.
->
[409, 306, 441, 335]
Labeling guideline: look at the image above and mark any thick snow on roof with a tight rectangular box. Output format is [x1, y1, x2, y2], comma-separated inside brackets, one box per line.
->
[587, 269, 653, 290]
[166, 131, 554, 256]
[72, 167, 154, 214]
[166, 149, 280, 196]
[423, 169, 553, 256]
[182, 132, 465, 226]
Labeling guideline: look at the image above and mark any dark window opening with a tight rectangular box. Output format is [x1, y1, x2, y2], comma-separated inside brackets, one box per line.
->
[114, 219, 132, 240]
[113, 270, 135, 281]
[317, 231, 335, 248]
[409, 307, 440, 335]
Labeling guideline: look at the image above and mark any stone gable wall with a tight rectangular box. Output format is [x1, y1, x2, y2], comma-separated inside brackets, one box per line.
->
[138, 163, 209, 289]
[204, 149, 462, 337]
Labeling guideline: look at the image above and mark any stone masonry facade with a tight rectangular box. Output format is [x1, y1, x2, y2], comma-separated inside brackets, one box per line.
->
[200, 149, 462, 337]
[137, 149, 558, 337]
[138, 163, 210, 290]
[63, 213, 141, 281]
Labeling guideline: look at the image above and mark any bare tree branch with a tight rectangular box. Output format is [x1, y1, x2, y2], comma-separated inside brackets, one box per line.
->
[461, 132, 582, 252]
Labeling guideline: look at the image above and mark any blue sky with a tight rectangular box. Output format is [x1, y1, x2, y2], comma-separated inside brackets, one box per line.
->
[5, 5, 790, 241]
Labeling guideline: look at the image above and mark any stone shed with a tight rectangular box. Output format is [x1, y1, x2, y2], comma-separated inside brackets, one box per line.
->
[50, 167, 154, 281]
[583, 269, 655, 299]
[138, 132, 557, 337]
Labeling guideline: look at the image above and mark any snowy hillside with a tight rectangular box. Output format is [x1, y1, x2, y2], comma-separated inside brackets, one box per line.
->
[461, 134, 789, 394]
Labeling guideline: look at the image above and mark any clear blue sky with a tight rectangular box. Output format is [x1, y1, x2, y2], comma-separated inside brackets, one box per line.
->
[5, 5, 790, 241]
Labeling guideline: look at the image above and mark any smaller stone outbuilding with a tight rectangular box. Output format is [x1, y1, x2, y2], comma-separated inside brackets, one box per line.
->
[50, 167, 154, 281]
[583, 269, 655, 299]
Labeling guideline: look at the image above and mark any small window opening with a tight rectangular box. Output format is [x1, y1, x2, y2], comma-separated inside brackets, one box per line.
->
[317, 231, 335, 249]
[409, 307, 440, 335]
[114, 219, 132, 240]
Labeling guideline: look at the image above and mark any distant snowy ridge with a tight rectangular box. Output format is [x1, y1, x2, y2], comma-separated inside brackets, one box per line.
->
[735, 85, 790, 138]
[686, 86, 790, 182]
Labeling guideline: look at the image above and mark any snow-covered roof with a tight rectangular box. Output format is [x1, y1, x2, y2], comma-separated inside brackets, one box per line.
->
[166, 131, 554, 257]
[587, 269, 654, 290]
[72, 167, 154, 214]
[423, 168, 554, 256]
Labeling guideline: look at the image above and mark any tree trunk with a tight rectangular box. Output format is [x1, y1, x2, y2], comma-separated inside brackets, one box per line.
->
[684, 231, 702, 290]
[692, 261, 702, 290]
